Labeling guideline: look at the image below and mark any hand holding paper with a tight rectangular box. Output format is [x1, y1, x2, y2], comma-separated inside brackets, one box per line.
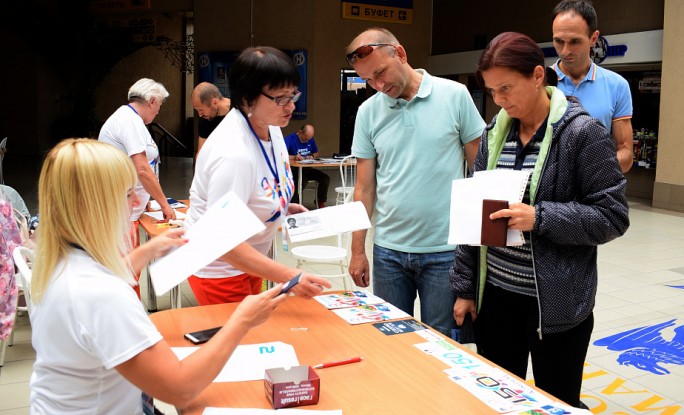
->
[448, 170, 531, 246]
[150, 192, 266, 295]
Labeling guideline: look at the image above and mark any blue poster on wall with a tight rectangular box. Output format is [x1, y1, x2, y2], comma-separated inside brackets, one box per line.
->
[197, 49, 308, 120]
[197, 51, 239, 98]
[290, 49, 307, 120]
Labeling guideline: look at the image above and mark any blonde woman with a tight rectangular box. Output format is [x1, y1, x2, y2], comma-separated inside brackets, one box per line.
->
[30, 139, 286, 414]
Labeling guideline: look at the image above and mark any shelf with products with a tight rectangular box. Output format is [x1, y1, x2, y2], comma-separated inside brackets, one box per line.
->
[632, 127, 658, 169]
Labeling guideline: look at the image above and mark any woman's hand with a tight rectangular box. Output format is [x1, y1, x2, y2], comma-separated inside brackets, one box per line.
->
[288, 273, 332, 299]
[453, 297, 477, 326]
[229, 284, 289, 331]
[490, 202, 535, 231]
[145, 228, 188, 258]
[287, 203, 308, 215]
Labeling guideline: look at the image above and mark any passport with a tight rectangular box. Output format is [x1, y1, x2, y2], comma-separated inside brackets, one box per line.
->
[481, 199, 509, 247]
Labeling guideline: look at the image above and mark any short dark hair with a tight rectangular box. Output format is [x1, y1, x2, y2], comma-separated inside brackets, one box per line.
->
[476, 32, 557, 89]
[552, 0, 597, 34]
[229, 46, 300, 109]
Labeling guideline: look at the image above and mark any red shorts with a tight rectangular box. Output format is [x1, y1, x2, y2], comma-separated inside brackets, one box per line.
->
[188, 274, 263, 305]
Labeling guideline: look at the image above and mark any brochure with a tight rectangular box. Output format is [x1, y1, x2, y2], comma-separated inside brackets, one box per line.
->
[314, 290, 386, 309]
[331, 302, 410, 325]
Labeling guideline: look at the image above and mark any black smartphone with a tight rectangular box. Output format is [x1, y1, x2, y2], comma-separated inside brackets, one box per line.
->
[184, 326, 221, 344]
[280, 272, 302, 295]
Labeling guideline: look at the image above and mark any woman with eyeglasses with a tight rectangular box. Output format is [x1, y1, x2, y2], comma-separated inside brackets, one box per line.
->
[449, 32, 629, 406]
[185, 46, 331, 305]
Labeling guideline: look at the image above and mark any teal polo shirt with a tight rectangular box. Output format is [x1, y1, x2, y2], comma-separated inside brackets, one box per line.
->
[554, 61, 632, 133]
[352, 69, 485, 252]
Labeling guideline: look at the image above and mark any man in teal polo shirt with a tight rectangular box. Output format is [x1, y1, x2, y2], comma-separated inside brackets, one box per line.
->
[345, 27, 485, 336]
[552, 0, 634, 173]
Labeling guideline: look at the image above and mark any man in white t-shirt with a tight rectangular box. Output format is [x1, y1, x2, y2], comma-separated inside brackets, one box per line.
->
[98, 78, 176, 298]
[99, 78, 176, 222]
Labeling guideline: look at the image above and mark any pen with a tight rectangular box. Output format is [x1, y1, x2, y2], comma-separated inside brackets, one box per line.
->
[313, 356, 363, 369]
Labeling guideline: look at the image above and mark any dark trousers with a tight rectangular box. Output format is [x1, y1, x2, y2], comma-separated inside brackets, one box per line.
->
[474, 283, 593, 407]
[292, 168, 330, 204]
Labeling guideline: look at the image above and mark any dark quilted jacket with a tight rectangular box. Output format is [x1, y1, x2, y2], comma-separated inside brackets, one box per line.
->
[449, 88, 630, 335]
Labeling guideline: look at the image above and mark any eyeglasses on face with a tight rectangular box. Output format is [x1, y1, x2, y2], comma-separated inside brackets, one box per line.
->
[260, 90, 302, 106]
[346, 43, 395, 65]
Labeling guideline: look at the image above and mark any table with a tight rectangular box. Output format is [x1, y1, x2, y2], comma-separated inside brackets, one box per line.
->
[149, 296, 556, 414]
[291, 158, 356, 205]
[138, 200, 189, 311]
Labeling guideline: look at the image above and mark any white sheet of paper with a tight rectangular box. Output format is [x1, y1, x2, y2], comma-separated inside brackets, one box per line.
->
[203, 408, 342, 415]
[448, 170, 530, 246]
[172, 341, 299, 383]
[143, 210, 186, 220]
[285, 201, 371, 243]
[150, 192, 265, 295]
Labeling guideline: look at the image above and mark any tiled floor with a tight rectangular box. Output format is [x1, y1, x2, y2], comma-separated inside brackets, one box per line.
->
[2, 156, 684, 414]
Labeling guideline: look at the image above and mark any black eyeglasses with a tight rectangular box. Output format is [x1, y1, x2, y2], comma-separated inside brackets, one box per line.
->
[346, 43, 395, 65]
[260, 90, 302, 106]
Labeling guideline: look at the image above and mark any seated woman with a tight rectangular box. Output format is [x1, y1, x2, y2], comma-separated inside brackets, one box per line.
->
[450, 32, 629, 407]
[30, 139, 287, 414]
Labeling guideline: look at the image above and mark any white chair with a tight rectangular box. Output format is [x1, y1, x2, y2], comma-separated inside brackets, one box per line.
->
[335, 155, 356, 205]
[291, 160, 356, 290]
[301, 181, 319, 208]
[0, 137, 7, 184]
[289, 235, 352, 291]
[13, 247, 34, 317]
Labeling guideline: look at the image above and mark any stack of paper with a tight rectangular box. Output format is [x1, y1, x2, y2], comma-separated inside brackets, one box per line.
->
[314, 290, 385, 309]
[143, 210, 186, 220]
[315, 290, 410, 325]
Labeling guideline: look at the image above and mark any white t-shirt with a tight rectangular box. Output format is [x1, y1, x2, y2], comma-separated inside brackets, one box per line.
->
[98, 105, 160, 221]
[30, 249, 162, 414]
[185, 108, 295, 278]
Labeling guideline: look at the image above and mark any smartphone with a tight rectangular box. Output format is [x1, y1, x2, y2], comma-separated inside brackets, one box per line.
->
[184, 326, 221, 344]
[280, 272, 302, 295]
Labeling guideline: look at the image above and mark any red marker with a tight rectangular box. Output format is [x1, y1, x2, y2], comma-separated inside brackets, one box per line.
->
[313, 356, 363, 369]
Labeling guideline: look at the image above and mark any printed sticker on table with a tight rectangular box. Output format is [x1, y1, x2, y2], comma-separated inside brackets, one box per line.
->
[372, 319, 427, 335]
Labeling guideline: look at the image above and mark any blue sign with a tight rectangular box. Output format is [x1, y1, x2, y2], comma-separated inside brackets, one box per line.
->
[593, 319, 684, 375]
[542, 36, 627, 64]
[289, 49, 307, 120]
[197, 51, 239, 98]
[197, 49, 307, 120]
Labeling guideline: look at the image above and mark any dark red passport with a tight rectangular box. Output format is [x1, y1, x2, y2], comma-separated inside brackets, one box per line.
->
[481, 199, 509, 247]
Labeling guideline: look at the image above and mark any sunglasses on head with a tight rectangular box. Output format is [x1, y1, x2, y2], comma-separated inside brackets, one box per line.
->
[346, 43, 395, 65]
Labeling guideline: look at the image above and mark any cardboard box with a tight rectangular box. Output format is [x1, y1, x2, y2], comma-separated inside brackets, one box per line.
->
[264, 366, 320, 409]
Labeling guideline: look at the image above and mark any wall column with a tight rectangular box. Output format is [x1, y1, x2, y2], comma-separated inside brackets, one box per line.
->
[653, 0, 684, 212]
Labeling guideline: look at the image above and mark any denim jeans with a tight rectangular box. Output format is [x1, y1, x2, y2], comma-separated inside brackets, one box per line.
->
[372, 244, 457, 336]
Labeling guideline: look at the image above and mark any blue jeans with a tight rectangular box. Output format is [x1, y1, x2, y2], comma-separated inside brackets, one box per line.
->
[372, 245, 457, 336]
